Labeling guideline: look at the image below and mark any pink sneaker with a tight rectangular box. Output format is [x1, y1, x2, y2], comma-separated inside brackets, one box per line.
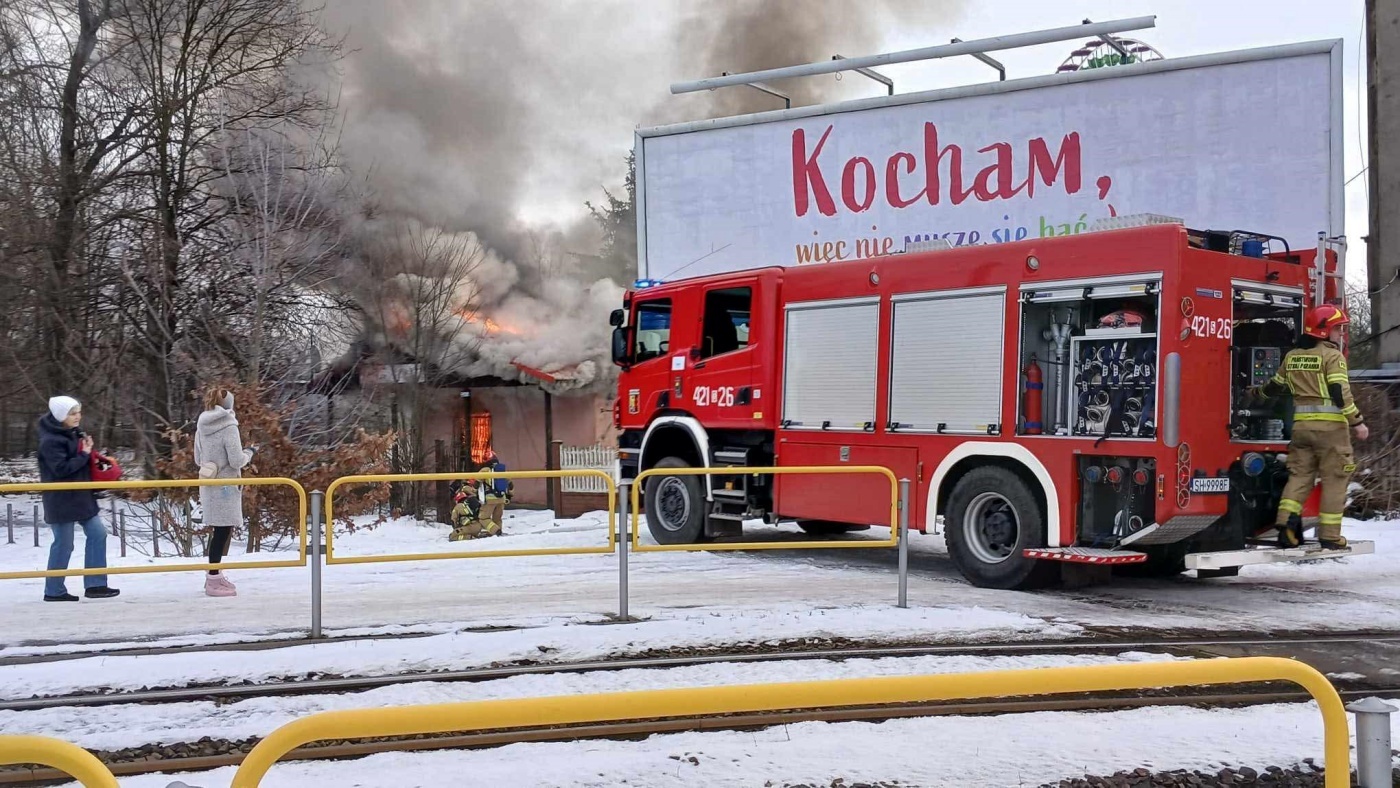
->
[204, 575, 236, 597]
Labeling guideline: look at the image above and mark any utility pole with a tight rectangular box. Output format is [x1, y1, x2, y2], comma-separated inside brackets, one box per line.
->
[1367, 0, 1400, 365]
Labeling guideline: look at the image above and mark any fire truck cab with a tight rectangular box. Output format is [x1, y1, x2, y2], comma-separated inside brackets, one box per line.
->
[611, 216, 1371, 588]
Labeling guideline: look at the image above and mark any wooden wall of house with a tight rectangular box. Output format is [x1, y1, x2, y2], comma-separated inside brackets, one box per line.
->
[422, 387, 611, 507]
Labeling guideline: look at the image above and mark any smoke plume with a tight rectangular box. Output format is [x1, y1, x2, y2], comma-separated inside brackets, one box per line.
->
[319, 0, 963, 392]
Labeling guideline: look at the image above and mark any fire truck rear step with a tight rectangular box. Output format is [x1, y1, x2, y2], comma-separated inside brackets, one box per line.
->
[1023, 547, 1148, 565]
[1185, 540, 1375, 571]
[711, 488, 747, 501]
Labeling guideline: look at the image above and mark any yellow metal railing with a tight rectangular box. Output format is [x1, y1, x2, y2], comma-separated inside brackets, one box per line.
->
[0, 735, 118, 788]
[324, 471, 617, 564]
[0, 478, 308, 579]
[228, 656, 1349, 787]
[630, 465, 900, 552]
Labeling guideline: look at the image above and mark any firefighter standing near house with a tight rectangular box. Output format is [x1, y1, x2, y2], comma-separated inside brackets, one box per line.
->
[1250, 304, 1368, 549]
[478, 448, 512, 534]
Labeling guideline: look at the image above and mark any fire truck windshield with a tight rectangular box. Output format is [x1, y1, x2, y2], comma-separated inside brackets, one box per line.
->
[634, 299, 672, 362]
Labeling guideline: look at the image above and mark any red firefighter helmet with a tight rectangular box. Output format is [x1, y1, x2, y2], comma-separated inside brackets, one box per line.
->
[1303, 304, 1349, 339]
[1098, 309, 1145, 329]
[454, 491, 469, 503]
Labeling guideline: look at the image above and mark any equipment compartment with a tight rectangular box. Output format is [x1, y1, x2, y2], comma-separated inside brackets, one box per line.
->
[1230, 285, 1302, 442]
[1077, 456, 1157, 545]
[1018, 279, 1160, 438]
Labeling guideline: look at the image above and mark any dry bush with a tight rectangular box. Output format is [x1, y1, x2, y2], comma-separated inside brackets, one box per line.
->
[1348, 383, 1400, 519]
[140, 383, 393, 550]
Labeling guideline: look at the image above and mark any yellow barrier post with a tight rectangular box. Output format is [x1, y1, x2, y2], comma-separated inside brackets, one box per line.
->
[0, 478, 308, 579]
[323, 470, 617, 564]
[629, 465, 900, 552]
[0, 735, 118, 788]
[230, 657, 1350, 787]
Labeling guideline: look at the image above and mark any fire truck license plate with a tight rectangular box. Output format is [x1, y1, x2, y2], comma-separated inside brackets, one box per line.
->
[1189, 477, 1230, 494]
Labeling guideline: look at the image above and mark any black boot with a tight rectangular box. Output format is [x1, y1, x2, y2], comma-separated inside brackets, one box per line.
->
[84, 586, 120, 599]
[44, 593, 79, 602]
[1278, 515, 1303, 548]
[1319, 534, 1349, 551]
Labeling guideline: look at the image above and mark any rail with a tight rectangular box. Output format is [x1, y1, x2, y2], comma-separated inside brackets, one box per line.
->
[323, 470, 617, 565]
[0, 478, 307, 579]
[629, 465, 901, 551]
[228, 656, 1349, 787]
[0, 735, 118, 788]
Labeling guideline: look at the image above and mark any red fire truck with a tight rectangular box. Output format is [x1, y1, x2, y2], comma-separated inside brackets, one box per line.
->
[610, 216, 1372, 588]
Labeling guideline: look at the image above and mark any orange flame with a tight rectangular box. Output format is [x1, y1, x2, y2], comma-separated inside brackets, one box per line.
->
[458, 310, 523, 336]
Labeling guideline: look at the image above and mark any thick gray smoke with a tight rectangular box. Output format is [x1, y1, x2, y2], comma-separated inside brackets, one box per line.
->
[319, 0, 963, 392]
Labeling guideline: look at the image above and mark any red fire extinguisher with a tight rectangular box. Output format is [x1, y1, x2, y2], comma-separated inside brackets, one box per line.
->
[1023, 355, 1043, 435]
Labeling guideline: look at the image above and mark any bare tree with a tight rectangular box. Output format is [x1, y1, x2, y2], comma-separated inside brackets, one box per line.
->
[356, 221, 489, 517]
[96, 0, 341, 465]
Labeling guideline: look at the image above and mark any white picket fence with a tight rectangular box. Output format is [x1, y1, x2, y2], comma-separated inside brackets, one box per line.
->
[560, 444, 618, 493]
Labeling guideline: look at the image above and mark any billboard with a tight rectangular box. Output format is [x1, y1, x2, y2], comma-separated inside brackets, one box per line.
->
[636, 41, 1343, 281]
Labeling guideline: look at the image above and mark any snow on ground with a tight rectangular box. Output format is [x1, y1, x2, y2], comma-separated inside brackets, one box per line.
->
[0, 651, 1182, 750]
[0, 498, 1396, 652]
[1, 604, 1076, 698]
[55, 699, 1389, 788]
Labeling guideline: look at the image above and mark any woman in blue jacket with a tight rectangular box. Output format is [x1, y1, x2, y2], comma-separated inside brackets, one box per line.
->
[38, 396, 119, 601]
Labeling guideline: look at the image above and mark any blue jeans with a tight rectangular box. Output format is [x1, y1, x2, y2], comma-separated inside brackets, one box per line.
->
[45, 516, 108, 596]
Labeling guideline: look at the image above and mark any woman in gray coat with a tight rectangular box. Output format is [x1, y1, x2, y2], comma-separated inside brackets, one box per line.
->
[194, 388, 255, 597]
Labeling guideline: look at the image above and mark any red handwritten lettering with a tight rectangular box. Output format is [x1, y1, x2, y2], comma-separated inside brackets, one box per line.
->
[884, 151, 924, 208]
[841, 157, 876, 212]
[924, 123, 973, 206]
[790, 123, 1088, 218]
[792, 127, 836, 217]
[1025, 132, 1082, 196]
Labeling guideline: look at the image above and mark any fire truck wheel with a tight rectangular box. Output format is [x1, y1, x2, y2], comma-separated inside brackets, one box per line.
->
[945, 467, 1055, 590]
[644, 456, 710, 545]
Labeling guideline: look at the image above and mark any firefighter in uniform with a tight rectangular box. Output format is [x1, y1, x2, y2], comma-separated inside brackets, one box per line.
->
[1249, 304, 1368, 549]
[478, 448, 512, 535]
[448, 481, 500, 541]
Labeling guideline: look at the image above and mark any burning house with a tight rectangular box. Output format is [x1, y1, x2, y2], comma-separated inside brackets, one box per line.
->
[310, 224, 622, 513]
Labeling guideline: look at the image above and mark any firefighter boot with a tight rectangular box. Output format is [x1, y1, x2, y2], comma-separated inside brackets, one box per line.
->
[1317, 523, 1348, 551]
[1278, 514, 1303, 549]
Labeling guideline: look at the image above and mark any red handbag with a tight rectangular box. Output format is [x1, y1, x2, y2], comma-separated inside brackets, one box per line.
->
[89, 451, 123, 483]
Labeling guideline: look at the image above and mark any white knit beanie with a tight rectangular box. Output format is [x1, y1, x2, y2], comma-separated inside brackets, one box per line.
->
[222, 391, 235, 411]
[48, 396, 80, 421]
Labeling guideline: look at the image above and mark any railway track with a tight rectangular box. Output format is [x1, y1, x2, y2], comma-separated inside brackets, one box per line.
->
[3, 631, 1396, 785]
[6, 630, 1399, 711]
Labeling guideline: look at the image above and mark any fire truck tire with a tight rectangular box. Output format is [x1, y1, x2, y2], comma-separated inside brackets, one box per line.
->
[944, 467, 1056, 590]
[797, 521, 872, 535]
[644, 456, 710, 545]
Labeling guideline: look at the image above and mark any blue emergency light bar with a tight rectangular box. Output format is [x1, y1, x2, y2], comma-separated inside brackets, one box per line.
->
[633, 278, 666, 289]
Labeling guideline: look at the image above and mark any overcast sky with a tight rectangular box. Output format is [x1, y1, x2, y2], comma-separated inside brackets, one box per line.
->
[327, 1, 1369, 277]
[876, 1, 1368, 271]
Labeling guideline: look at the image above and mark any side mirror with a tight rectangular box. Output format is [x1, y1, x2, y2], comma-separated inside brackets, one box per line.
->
[611, 327, 630, 367]
[609, 309, 625, 327]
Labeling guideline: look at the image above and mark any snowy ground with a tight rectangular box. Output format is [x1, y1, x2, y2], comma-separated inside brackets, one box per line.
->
[0, 500, 1395, 651]
[47, 699, 1394, 788]
[1, 651, 1183, 749]
[0, 499, 1394, 787]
